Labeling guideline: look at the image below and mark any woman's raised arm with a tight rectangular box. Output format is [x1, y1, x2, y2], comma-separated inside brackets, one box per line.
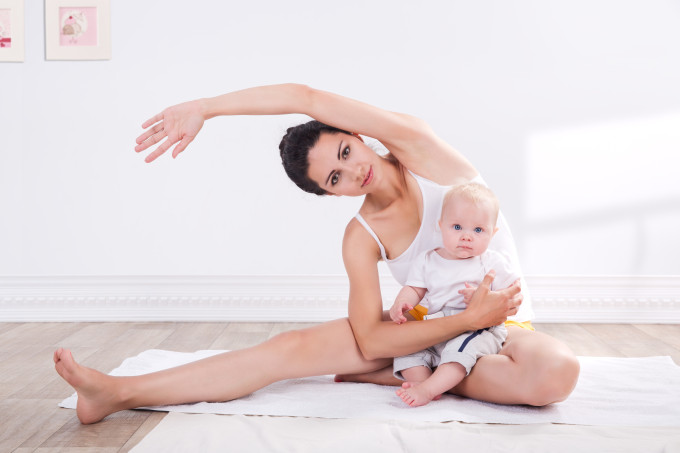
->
[135, 84, 309, 162]
[342, 220, 521, 361]
[135, 84, 438, 163]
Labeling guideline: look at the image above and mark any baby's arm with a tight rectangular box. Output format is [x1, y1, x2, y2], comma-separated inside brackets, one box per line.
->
[389, 286, 427, 324]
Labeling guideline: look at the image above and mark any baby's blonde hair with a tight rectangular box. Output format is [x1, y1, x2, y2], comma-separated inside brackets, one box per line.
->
[442, 182, 500, 225]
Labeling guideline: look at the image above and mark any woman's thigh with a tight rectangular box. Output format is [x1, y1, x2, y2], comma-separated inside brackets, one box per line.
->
[271, 318, 392, 380]
[450, 326, 580, 406]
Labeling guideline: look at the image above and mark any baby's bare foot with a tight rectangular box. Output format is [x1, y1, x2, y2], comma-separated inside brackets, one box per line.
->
[395, 381, 438, 407]
[54, 348, 125, 424]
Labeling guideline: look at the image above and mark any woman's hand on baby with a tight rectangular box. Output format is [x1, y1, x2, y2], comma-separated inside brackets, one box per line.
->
[464, 271, 522, 330]
[459, 278, 521, 305]
[135, 99, 206, 163]
[389, 302, 413, 324]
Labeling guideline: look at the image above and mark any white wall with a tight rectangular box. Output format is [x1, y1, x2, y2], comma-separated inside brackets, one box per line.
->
[1, 0, 679, 278]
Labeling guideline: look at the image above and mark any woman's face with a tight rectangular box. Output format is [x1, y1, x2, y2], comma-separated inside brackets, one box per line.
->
[306, 132, 380, 197]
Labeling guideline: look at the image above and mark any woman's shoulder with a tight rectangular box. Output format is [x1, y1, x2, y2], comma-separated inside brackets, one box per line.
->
[342, 217, 383, 265]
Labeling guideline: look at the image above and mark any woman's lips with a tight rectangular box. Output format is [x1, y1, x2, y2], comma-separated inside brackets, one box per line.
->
[362, 166, 373, 187]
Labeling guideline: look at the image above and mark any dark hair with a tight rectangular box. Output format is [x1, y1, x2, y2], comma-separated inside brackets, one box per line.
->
[279, 120, 351, 195]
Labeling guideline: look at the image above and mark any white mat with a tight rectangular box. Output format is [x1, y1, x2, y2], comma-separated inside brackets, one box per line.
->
[130, 413, 680, 453]
[60, 349, 680, 426]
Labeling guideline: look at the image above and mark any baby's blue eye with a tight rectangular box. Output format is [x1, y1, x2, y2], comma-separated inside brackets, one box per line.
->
[475, 227, 483, 233]
[453, 224, 461, 230]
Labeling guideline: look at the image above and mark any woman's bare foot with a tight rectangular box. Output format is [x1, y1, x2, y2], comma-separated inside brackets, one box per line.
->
[395, 381, 439, 407]
[54, 348, 126, 424]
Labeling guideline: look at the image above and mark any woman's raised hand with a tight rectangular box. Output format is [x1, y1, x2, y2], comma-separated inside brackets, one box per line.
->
[135, 99, 206, 163]
[464, 271, 522, 330]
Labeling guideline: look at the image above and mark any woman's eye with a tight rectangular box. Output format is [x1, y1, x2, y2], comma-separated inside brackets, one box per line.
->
[453, 225, 461, 230]
[342, 146, 350, 158]
[475, 227, 483, 233]
[331, 173, 340, 185]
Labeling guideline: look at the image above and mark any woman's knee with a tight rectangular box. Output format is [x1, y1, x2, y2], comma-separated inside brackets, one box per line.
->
[268, 329, 309, 354]
[525, 350, 580, 406]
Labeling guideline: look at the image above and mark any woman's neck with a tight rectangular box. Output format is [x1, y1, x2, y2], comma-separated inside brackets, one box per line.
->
[365, 157, 408, 211]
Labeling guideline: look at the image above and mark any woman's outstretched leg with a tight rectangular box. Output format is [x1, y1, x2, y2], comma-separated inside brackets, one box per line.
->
[54, 319, 391, 424]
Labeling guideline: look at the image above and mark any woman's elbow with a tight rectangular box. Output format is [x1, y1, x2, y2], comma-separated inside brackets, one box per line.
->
[353, 330, 383, 361]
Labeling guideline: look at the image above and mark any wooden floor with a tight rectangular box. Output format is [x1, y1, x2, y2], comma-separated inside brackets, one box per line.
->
[1, 322, 679, 452]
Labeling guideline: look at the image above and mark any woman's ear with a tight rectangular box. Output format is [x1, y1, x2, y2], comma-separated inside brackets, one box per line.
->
[351, 132, 364, 143]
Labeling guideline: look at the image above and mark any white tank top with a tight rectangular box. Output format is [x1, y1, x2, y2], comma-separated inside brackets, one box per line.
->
[354, 171, 534, 322]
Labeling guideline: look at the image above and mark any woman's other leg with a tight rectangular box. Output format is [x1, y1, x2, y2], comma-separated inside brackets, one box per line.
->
[339, 326, 580, 406]
[54, 318, 391, 424]
[450, 326, 580, 405]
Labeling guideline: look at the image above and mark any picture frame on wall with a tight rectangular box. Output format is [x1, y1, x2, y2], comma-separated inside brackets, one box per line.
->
[0, 0, 25, 62]
[45, 0, 111, 60]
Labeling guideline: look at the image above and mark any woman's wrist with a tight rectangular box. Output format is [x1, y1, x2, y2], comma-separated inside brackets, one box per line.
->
[456, 308, 479, 331]
[199, 97, 219, 120]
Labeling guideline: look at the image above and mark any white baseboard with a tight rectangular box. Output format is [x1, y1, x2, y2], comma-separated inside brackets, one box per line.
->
[525, 275, 680, 323]
[1, 275, 678, 323]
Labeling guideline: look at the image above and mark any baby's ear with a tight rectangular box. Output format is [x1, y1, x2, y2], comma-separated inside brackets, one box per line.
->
[436, 219, 442, 232]
[493, 226, 499, 236]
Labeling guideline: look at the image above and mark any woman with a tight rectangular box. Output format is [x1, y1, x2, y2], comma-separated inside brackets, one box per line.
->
[54, 83, 579, 424]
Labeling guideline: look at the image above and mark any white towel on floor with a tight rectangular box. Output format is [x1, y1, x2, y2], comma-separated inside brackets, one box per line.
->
[130, 413, 680, 453]
[59, 350, 680, 426]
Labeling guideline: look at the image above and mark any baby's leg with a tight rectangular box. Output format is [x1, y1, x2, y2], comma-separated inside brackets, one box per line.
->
[398, 362, 466, 407]
[396, 365, 444, 402]
[400, 365, 432, 383]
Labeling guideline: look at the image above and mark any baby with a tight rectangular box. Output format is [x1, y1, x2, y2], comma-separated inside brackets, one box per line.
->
[390, 182, 520, 407]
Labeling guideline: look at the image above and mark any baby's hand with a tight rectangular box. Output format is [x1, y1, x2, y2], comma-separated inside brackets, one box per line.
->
[389, 302, 413, 324]
[458, 282, 477, 305]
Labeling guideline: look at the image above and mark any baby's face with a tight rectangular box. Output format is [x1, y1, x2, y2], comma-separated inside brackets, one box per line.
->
[438, 196, 497, 259]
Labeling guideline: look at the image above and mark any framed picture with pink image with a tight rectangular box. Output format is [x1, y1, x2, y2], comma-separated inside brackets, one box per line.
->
[0, 0, 25, 62]
[45, 0, 111, 60]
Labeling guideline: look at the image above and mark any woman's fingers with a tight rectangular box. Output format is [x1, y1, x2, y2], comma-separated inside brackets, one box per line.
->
[136, 122, 165, 146]
[135, 128, 168, 154]
[477, 270, 495, 294]
[135, 129, 165, 152]
[144, 138, 174, 163]
[502, 280, 523, 316]
[136, 100, 204, 162]
[510, 292, 524, 310]
[467, 270, 495, 306]
[141, 112, 163, 129]
[502, 279, 522, 303]
[171, 137, 192, 158]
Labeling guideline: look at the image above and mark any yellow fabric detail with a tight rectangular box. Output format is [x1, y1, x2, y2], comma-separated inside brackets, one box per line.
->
[504, 320, 535, 331]
[408, 306, 534, 331]
[408, 305, 428, 321]
[408, 305, 534, 331]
